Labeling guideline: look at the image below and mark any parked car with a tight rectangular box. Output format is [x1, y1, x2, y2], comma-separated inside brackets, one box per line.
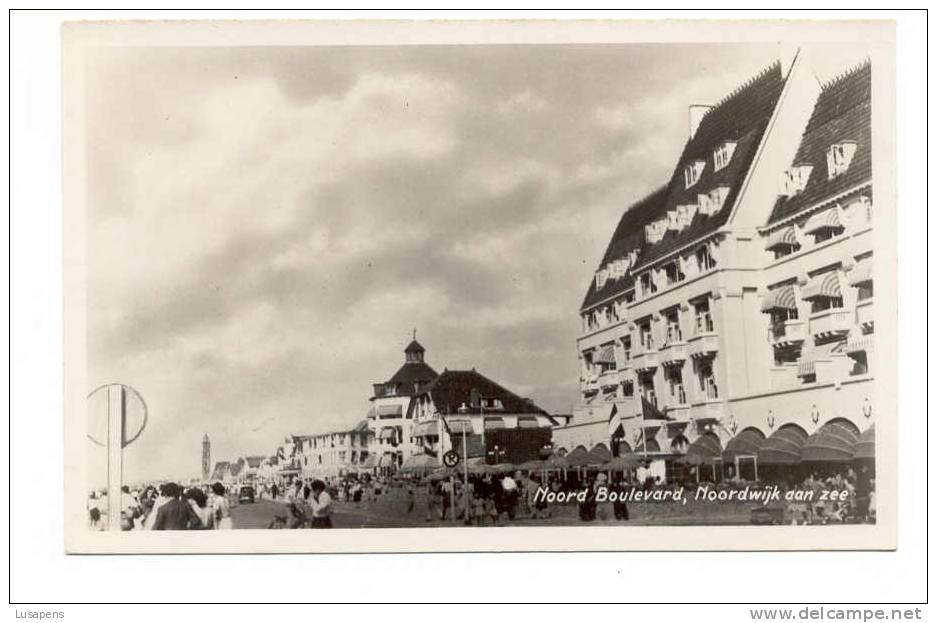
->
[238, 485, 256, 504]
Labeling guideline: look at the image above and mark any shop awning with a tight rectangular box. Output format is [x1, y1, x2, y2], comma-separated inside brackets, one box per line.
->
[379, 427, 396, 441]
[801, 271, 842, 300]
[803, 208, 843, 235]
[411, 420, 438, 437]
[764, 226, 797, 250]
[565, 445, 590, 466]
[377, 454, 396, 467]
[760, 285, 797, 312]
[360, 454, 377, 469]
[634, 439, 661, 454]
[852, 425, 875, 461]
[603, 454, 642, 471]
[377, 404, 403, 416]
[801, 420, 860, 463]
[547, 453, 569, 468]
[757, 425, 809, 465]
[594, 344, 616, 364]
[445, 418, 474, 434]
[517, 416, 540, 429]
[586, 443, 612, 465]
[848, 256, 873, 286]
[723, 428, 767, 462]
[483, 416, 506, 430]
[679, 433, 723, 465]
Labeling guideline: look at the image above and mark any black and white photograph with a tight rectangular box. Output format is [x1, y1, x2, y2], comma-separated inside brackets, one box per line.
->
[57, 18, 899, 554]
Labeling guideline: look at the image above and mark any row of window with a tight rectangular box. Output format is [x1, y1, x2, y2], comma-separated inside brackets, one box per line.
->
[583, 297, 715, 378]
[595, 358, 719, 409]
[585, 243, 719, 333]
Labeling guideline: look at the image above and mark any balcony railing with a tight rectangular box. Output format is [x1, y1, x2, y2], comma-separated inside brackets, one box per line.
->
[632, 349, 659, 371]
[809, 308, 852, 338]
[855, 298, 874, 332]
[769, 319, 807, 346]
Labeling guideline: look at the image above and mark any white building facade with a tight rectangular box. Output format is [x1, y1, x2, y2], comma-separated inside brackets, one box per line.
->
[559, 54, 876, 483]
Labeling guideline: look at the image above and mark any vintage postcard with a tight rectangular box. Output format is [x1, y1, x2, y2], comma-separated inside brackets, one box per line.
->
[62, 19, 897, 553]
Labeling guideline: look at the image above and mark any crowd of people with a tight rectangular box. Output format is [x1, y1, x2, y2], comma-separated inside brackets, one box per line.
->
[87, 482, 233, 530]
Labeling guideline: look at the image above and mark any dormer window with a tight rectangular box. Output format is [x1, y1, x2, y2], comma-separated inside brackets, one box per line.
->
[595, 268, 609, 290]
[699, 186, 730, 215]
[684, 160, 705, 189]
[780, 165, 813, 197]
[645, 220, 666, 244]
[713, 141, 737, 171]
[827, 142, 857, 179]
[676, 204, 697, 228]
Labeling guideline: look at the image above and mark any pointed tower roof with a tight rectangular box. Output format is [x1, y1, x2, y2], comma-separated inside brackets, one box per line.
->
[404, 339, 425, 354]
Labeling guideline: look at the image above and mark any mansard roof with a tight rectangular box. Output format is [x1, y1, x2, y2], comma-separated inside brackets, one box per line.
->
[767, 61, 872, 225]
[582, 63, 785, 312]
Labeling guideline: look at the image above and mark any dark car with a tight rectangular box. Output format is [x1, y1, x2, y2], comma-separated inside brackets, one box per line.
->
[238, 485, 256, 504]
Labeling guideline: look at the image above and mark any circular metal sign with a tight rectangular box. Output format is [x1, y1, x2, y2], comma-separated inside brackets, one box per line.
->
[442, 450, 461, 468]
[87, 383, 147, 448]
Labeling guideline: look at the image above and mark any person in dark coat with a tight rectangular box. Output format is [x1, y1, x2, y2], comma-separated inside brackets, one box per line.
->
[152, 483, 203, 530]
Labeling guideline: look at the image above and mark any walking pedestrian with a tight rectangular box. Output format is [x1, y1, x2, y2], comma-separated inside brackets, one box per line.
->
[210, 482, 233, 529]
[308, 480, 333, 528]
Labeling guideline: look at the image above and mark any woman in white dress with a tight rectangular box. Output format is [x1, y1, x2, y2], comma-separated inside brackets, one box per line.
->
[210, 482, 233, 529]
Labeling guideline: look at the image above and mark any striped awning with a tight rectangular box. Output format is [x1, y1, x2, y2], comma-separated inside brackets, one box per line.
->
[634, 439, 661, 454]
[679, 433, 723, 465]
[483, 417, 505, 430]
[411, 420, 438, 437]
[757, 425, 808, 465]
[446, 418, 474, 434]
[565, 445, 591, 466]
[723, 428, 767, 462]
[801, 271, 842, 300]
[852, 425, 875, 461]
[801, 420, 860, 463]
[803, 208, 843, 234]
[760, 285, 797, 312]
[764, 226, 797, 250]
[586, 443, 612, 465]
[798, 340, 845, 377]
[848, 256, 873, 286]
[594, 344, 616, 364]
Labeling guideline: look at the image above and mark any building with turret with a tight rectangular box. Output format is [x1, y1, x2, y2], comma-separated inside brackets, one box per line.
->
[367, 335, 439, 473]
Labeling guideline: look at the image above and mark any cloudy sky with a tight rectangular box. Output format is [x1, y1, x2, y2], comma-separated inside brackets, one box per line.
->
[84, 43, 865, 481]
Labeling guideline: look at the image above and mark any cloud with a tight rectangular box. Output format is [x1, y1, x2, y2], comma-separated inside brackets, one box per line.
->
[84, 44, 787, 481]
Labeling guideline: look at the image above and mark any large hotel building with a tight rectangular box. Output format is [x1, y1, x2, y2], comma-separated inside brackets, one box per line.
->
[554, 52, 876, 482]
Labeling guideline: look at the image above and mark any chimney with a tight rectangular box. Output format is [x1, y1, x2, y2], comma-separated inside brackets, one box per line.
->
[688, 104, 713, 139]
